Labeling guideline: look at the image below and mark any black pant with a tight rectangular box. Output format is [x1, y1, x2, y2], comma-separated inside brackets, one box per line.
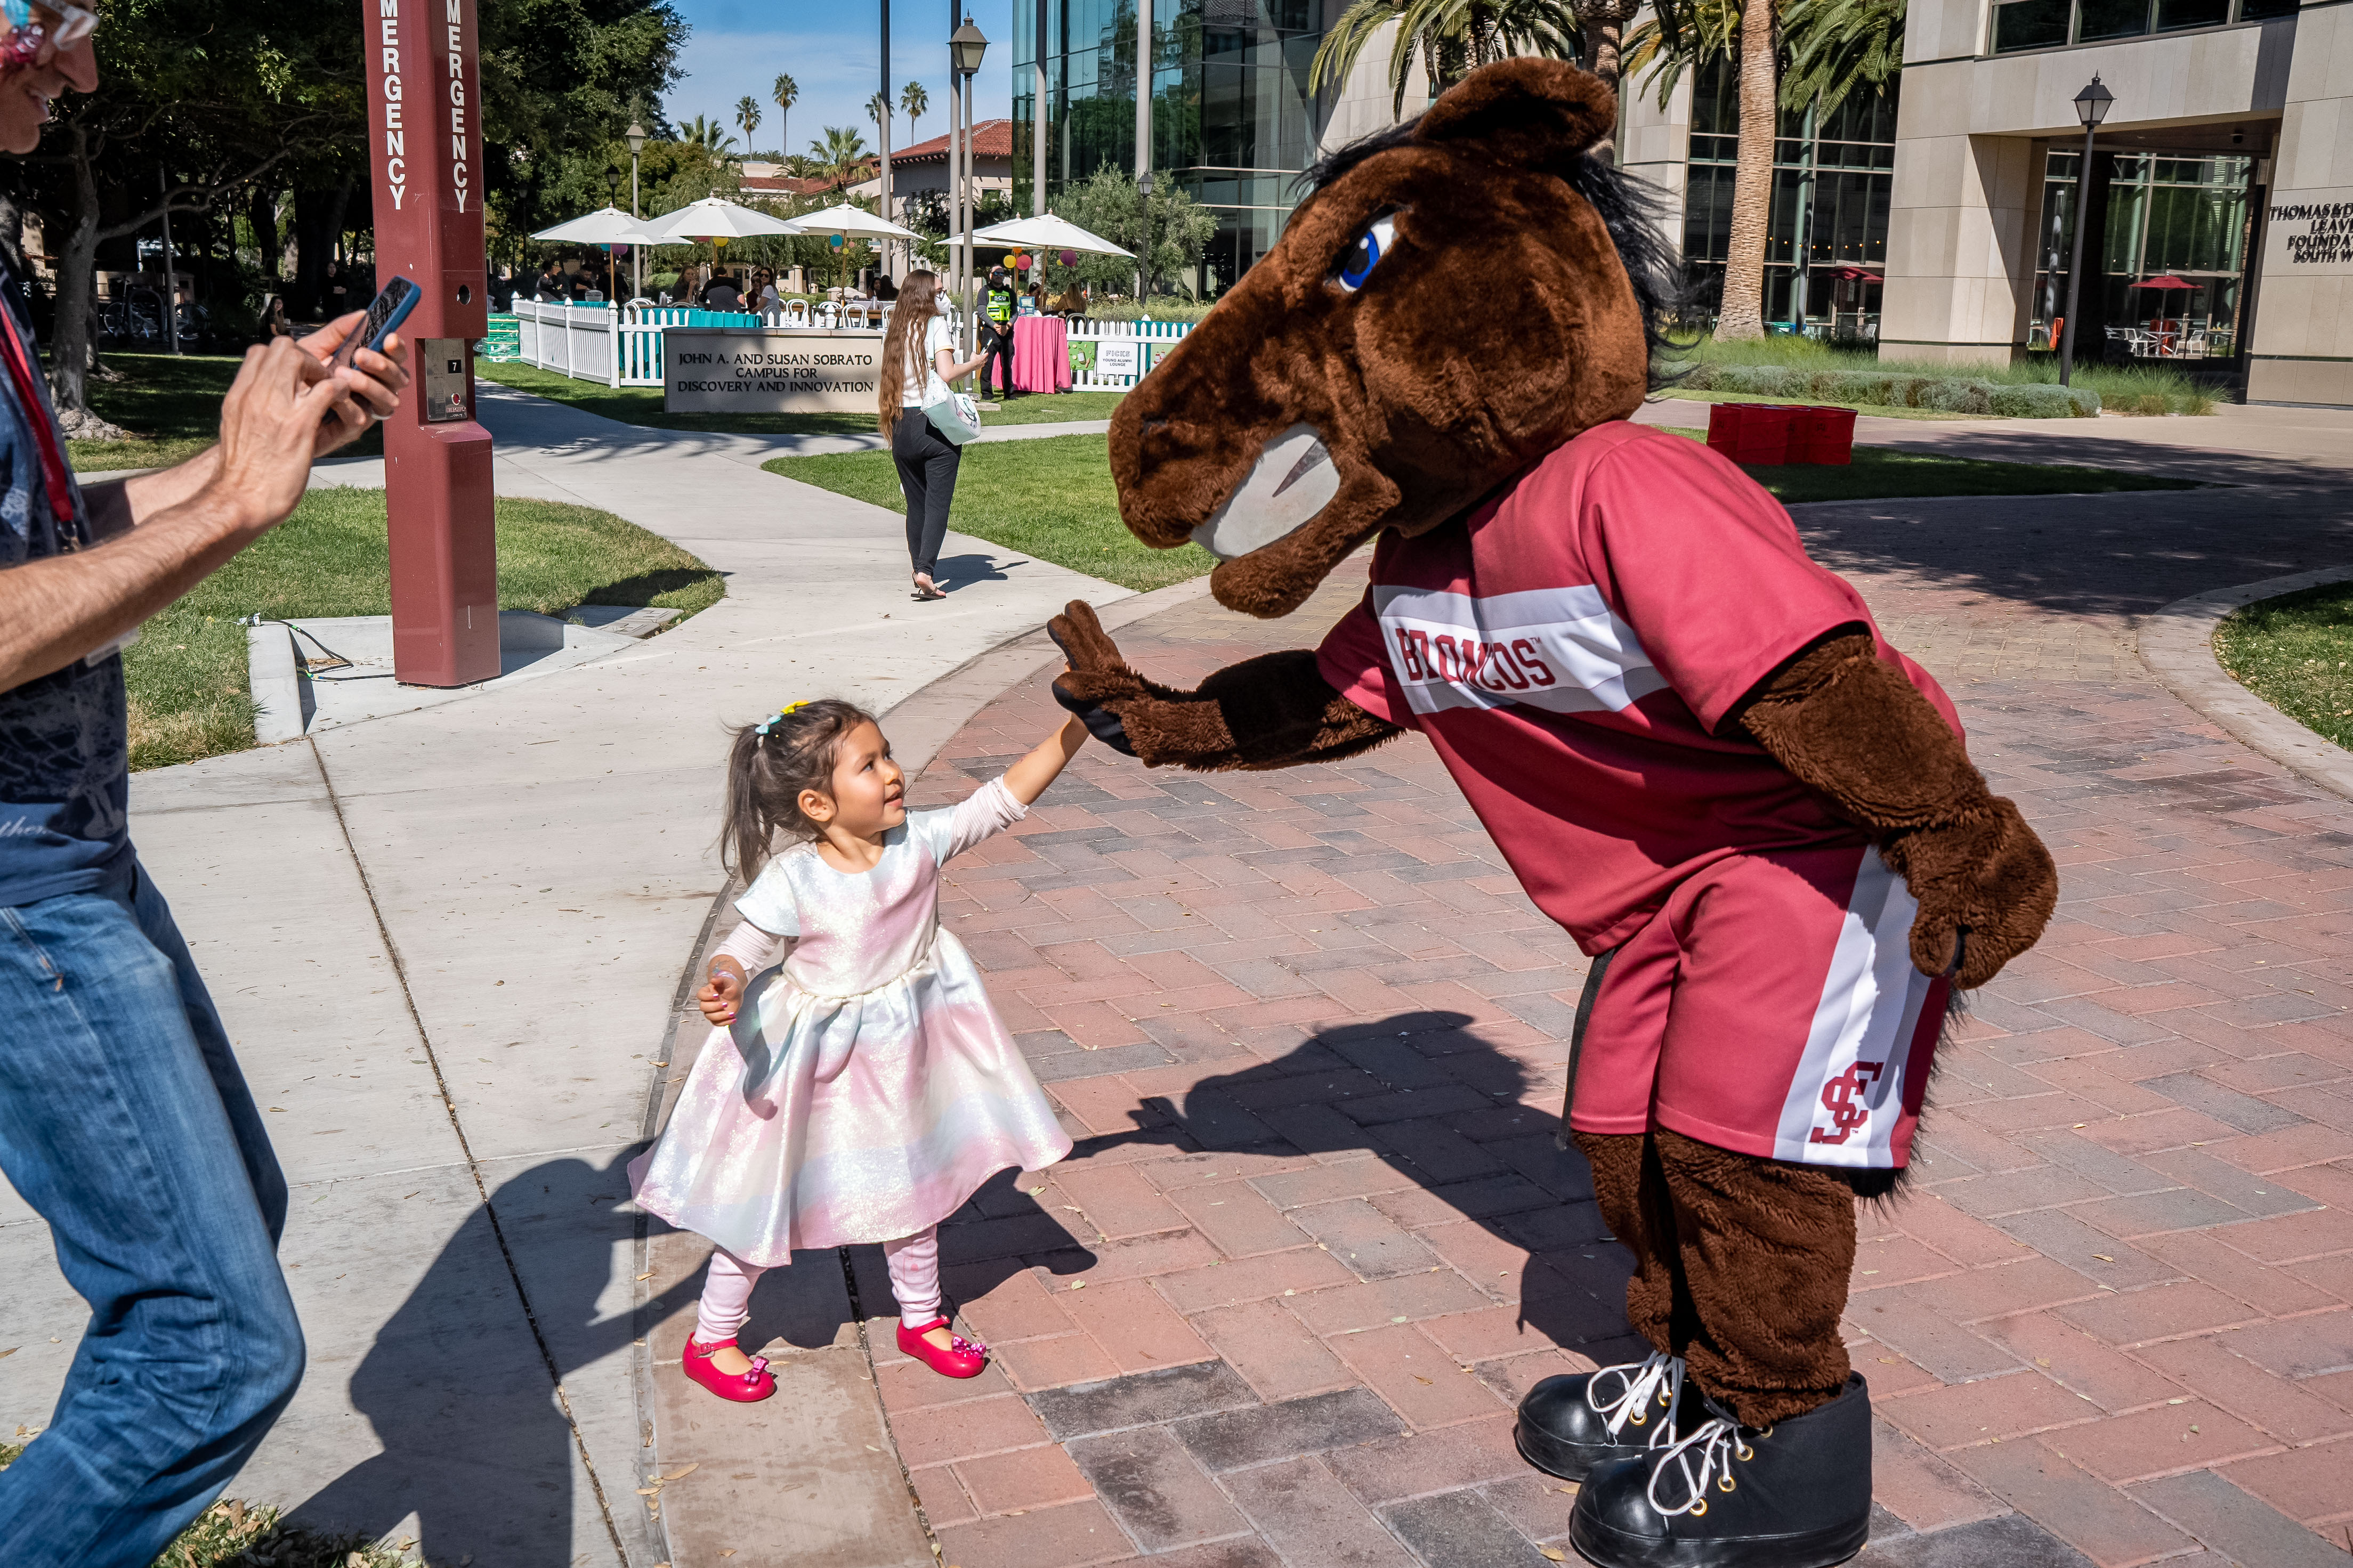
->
[892, 411, 960, 579]
[977, 323, 1016, 397]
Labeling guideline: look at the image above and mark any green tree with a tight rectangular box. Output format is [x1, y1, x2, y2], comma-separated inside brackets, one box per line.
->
[810, 126, 870, 187]
[1778, 0, 1901, 121]
[1050, 166, 1218, 298]
[1309, 0, 1581, 118]
[900, 80, 929, 144]
[680, 114, 738, 155]
[14, 0, 363, 426]
[735, 94, 762, 149]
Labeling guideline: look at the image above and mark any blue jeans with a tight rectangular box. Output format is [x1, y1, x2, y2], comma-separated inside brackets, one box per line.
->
[0, 860, 304, 1568]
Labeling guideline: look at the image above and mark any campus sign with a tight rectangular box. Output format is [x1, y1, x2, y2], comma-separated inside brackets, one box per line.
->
[663, 328, 884, 413]
[2266, 193, 2353, 270]
[363, 0, 495, 686]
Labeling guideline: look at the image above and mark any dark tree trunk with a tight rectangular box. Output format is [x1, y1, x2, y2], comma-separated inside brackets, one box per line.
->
[46, 123, 120, 431]
[250, 184, 283, 289]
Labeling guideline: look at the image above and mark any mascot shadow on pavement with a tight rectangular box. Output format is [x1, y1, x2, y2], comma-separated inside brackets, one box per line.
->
[1046, 56, 2059, 1568]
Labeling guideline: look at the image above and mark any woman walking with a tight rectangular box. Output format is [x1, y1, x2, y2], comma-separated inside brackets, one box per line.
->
[880, 271, 985, 601]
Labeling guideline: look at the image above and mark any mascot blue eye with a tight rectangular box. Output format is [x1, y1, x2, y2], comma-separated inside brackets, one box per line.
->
[1334, 214, 1398, 294]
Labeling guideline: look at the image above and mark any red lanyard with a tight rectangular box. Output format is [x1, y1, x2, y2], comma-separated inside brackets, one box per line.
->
[0, 298, 79, 535]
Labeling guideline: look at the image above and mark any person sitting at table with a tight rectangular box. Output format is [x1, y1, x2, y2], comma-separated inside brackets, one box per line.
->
[754, 268, 781, 311]
[534, 261, 567, 303]
[703, 272, 743, 310]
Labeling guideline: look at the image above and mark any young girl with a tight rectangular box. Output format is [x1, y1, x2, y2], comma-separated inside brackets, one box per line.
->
[631, 698, 1083, 1399]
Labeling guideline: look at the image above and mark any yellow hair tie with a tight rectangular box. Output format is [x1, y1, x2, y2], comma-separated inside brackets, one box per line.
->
[754, 701, 810, 737]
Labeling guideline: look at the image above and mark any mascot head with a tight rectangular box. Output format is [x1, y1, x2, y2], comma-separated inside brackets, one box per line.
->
[1107, 58, 1676, 619]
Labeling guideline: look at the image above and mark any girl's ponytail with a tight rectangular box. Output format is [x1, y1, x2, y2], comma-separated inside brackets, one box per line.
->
[720, 698, 880, 881]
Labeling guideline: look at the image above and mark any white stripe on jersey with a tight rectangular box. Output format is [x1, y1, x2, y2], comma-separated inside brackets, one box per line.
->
[1772, 848, 1936, 1168]
[1371, 583, 1671, 718]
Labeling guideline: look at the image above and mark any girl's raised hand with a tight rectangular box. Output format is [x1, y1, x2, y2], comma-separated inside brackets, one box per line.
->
[698, 961, 747, 1026]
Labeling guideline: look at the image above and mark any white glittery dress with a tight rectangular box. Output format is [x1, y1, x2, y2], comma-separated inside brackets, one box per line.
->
[630, 778, 1072, 1267]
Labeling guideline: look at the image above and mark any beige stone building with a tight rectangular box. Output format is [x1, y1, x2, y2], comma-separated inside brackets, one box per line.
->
[1883, 0, 2343, 403]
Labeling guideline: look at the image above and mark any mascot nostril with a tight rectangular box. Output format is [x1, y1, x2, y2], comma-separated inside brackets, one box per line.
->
[1058, 54, 2059, 1568]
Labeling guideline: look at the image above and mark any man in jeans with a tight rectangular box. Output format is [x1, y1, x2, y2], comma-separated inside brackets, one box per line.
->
[0, 8, 413, 1565]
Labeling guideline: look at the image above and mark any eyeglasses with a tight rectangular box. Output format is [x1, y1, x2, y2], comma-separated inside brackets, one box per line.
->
[2, 2, 100, 67]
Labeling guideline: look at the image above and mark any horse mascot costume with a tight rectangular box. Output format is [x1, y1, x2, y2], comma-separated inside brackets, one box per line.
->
[1046, 57, 2058, 1568]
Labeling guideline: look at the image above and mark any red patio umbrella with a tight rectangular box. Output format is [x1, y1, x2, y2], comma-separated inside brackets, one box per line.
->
[1833, 267, 1883, 282]
[2128, 274, 2195, 290]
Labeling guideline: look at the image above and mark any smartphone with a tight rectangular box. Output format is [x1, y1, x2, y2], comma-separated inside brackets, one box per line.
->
[330, 276, 421, 368]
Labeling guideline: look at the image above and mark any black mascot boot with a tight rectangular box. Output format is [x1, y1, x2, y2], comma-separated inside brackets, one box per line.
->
[1515, 1351, 1689, 1481]
[1567, 1374, 1872, 1568]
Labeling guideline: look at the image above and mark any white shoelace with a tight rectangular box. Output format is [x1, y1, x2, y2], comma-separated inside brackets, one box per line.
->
[1646, 1409, 1756, 1518]
[1584, 1351, 1687, 1447]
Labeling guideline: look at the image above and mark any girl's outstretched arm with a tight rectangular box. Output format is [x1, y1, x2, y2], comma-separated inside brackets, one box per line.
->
[1002, 712, 1090, 807]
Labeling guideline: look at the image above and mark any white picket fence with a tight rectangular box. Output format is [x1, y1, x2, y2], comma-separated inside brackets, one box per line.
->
[507, 298, 1198, 394]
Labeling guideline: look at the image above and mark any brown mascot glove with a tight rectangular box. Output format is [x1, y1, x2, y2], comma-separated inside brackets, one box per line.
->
[1739, 633, 2057, 990]
[1048, 600, 1401, 770]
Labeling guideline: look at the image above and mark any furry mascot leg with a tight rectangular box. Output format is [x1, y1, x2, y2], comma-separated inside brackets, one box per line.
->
[1518, 1131, 1874, 1567]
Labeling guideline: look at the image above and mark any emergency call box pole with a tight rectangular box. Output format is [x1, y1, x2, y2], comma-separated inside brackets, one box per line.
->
[363, 0, 496, 687]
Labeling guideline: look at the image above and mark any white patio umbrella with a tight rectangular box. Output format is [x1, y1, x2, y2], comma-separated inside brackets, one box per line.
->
[530, 206, 669, 246]
[959, 212, 1131, 258]
[645, 196, 803, 240]
[529, 206, 669, 302]
[782, 203, 922, 241]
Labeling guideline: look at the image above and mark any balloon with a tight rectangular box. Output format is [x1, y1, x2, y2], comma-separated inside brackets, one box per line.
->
[830, 234, 845, 248]
[1060, 249, 1077, 266]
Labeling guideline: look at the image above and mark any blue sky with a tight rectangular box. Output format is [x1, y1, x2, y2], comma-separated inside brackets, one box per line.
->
[669, 0, 1017, 159]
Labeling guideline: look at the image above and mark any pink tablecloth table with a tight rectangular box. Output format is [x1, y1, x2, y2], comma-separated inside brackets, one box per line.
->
[1012, 314, 1072, 393]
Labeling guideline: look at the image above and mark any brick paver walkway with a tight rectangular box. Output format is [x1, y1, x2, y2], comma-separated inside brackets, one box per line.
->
[824, 484, 2353, 1568]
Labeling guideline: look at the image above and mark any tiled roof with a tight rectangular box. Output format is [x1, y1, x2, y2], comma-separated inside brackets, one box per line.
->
[740, 174, 838, 197]
[888, 118, 1013, 164]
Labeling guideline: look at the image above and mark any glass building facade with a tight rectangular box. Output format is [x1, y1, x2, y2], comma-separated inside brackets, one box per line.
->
[1987, 0, 2293, 54]
[1679, 57, 1899, 339]
[1014, 0, 1322, 294]
[2026, 149, 2255, 358]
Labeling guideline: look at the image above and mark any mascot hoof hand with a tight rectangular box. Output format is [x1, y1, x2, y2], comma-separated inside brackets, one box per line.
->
[1887, 796, 2057, 990]
[1568, 1376, 1872, 1568]
[1049, 600, 1143, 758]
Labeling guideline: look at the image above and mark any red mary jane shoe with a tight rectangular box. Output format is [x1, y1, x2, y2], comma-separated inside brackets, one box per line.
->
[897, 1317, 988, 1378]
[682, 1336, 775, 1402]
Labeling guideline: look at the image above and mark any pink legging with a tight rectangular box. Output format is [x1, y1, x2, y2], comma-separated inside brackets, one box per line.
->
[694, 1228, 942, 1343]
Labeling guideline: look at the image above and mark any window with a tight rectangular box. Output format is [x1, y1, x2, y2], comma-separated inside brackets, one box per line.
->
[1990, 0, 2288, 52]
[2027, 149, 2252, 357]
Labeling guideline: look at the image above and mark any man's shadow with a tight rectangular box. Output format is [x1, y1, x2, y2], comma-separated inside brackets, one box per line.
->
[288, 1148, 702, 1567]
[931, 1010, 1643, 1375]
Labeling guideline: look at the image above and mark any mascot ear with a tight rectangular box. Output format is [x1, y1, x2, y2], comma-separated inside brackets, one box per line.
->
[1413, 58, 1616, 169]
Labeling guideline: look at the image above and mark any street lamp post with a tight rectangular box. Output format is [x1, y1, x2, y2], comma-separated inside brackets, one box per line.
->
[950, 16, 989, 354]
[1136, 168, 1153, 304]
[2057, 74, 2114, 388]
[626, 120, 648, 302]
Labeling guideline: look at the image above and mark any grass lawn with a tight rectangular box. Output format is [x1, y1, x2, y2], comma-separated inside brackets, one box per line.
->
[480, 359, 1126, 436]
[1651, 427, 2200, 503]
[1649, 387, 1977, 423]
[70, 352, 385, 473]
[1660, 330, 2219, 416]
[770, 430, 2195, 589]
[2214, 582, 2353, 753]
[129, 489, 723, 771]
[766, 433, 1212, 592]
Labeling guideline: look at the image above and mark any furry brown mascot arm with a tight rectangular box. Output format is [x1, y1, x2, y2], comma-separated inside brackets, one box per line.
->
[1049, 600, 1400, 770]
[1736, 630, 2057, 990]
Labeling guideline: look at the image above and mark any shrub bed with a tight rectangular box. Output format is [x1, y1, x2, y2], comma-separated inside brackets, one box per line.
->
[1661, 361, 2099, 418]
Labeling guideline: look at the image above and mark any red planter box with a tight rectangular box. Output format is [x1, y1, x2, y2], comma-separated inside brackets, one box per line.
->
[1704, 402, 1856, 467]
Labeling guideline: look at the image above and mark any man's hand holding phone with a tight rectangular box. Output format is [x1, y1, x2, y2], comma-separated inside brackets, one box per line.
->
[203, 297, 413, 539]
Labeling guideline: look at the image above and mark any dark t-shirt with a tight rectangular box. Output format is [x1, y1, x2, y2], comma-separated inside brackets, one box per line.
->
[0, 265, 125, 907]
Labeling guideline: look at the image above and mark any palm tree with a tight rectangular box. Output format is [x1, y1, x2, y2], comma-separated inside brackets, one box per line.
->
[1626, 0, 1768, 337]
[811, 126, 872, 189]
[736, 94, 763, 151]
[868, 92, 892, 140]
[680, 114, 740, 156]
[1779, 0, 1901, 121]
[1570, 0, 1646, 93]
[1309, 0, 1580, 120]
[901, 80, 929, 144]
[774, 74, 799, 169]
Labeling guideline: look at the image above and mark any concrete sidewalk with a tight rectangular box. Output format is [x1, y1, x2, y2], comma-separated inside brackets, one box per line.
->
[0, 385, 1133, 1567]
